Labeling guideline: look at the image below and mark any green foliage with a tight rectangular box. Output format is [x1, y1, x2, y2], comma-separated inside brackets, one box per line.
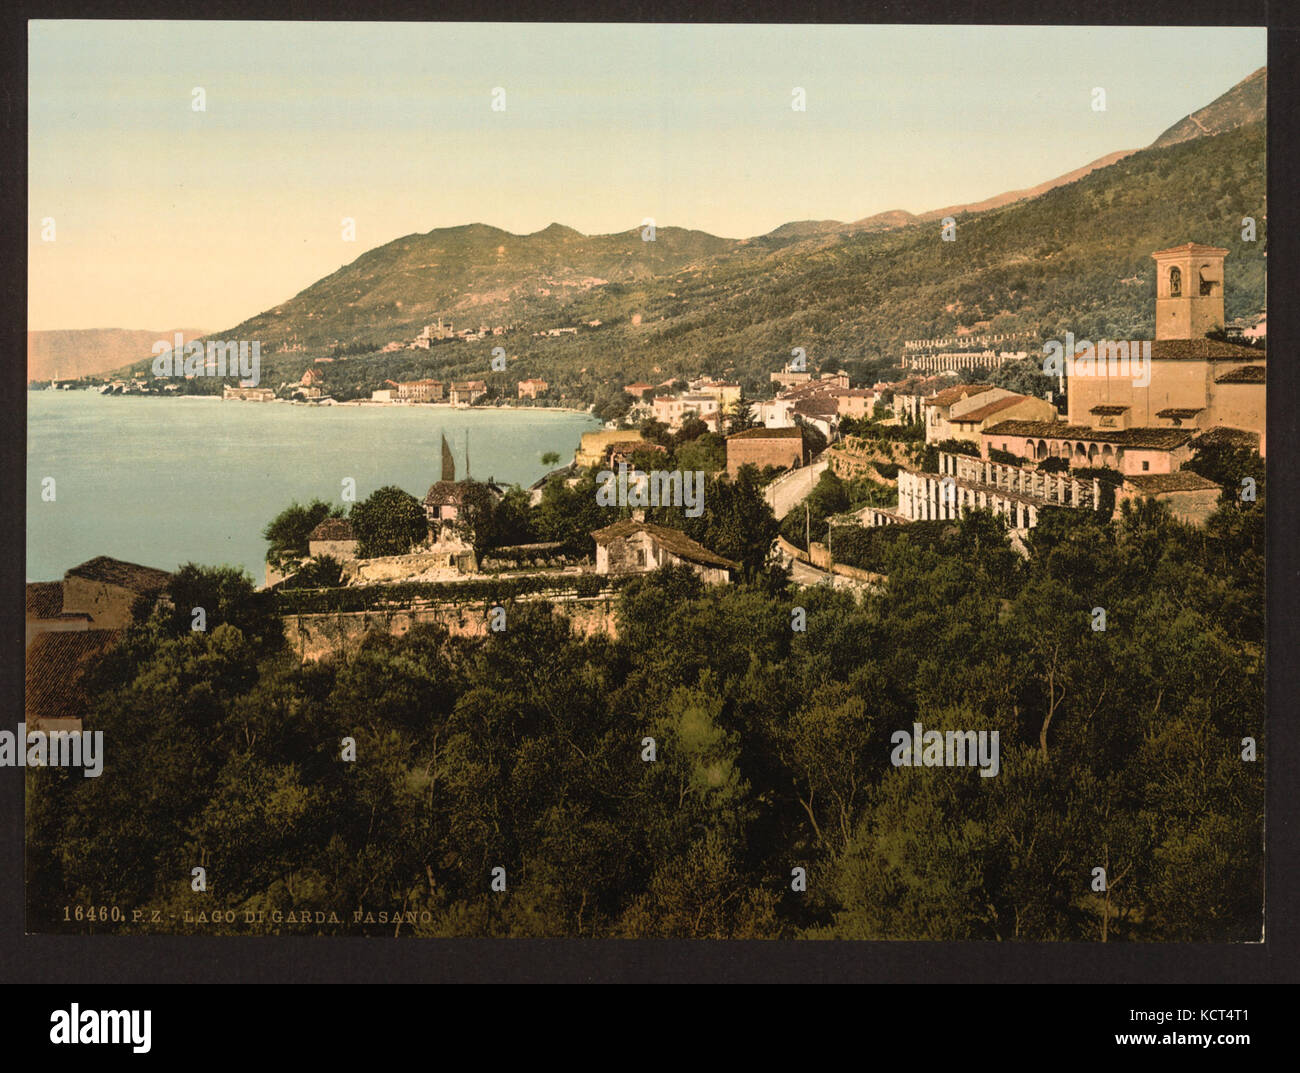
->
[28, 484, 1264, 939]
[263, 499, 343, 565]
[350, 485, 428, 558]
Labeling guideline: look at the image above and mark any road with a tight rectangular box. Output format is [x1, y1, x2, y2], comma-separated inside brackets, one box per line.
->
[765, 458, 829, 519]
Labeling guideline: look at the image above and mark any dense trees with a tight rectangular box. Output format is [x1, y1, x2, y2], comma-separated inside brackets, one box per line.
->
[350, 486, 428, 557]
[28, 483, 1264, 940]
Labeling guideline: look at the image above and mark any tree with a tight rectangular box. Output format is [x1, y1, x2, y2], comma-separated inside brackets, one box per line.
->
[540, 451, 561, 467]
[727, 393, 757, 435]
[350, 485, 427, 558]
[262, 499, 342, 566]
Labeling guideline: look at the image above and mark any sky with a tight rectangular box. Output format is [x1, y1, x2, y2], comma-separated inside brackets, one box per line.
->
[28, 21, 1265, 332]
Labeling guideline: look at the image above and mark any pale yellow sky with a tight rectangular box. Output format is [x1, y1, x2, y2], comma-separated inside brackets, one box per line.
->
[28, 21, 1265, 332]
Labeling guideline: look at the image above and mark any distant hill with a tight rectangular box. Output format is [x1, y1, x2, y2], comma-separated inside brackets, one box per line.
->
[28, 328, 205, 382]
[1150, 66, 1266, 149]
[108, 70, 1264, 405]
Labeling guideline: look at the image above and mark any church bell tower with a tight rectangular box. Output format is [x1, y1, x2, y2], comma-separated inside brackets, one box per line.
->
[1152, 242, 1228, 340]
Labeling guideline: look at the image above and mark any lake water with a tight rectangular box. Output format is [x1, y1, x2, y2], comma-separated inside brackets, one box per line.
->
[27, 392, 599, 585]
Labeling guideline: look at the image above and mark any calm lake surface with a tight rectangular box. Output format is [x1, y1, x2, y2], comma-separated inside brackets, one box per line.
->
[27, 392, 600, 584]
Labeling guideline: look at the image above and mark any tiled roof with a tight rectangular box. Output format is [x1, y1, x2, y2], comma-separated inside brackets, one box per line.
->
[792, 397, 838, 418]
[1190, 427, 1260, 449]
[591, 520, 737, 570]
[1214, 365, 1266, 384]
[1089, 405, 1129, 415]
[1155, 407, 1204, 419]
[308, 518, 355, 542]
[953, 395, 1031, 423]
[25, 629, 122, 724]
[64, 557, 172, 594]
[25, 582, 64, 619]
[1123, 472, 1221, 494]
[983, 421, 1194, 449]
[1150, 338, 1266, 361]
[926, 384, 996, 409]
[424, 480, 468, 506]
[728, 426, 805, 440]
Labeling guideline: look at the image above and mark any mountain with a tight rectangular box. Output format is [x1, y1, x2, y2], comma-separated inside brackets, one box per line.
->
[1150, 66, 1266, 149]
[28, 328, 206, 382]
[109, 72, 1264, 403]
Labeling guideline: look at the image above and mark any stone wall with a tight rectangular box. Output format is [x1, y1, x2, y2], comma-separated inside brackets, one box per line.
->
[283, 594, 621, 661]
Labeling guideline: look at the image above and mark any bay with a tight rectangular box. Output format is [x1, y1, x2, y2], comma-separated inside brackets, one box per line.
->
[27, 391, 599, 585]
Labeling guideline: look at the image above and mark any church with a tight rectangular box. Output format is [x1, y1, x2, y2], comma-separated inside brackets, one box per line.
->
[1064, 242, 1265, 454]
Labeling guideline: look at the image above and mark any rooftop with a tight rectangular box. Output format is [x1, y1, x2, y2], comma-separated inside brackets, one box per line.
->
[728, 425, 805, 440]
[953, 395, 1033, 423]
[1123, 472, 1221, 494]
[308, 518, 356, 542]
[25, 629, 123, 724]
[64, 556, 173, 594]
[1151, 338, 1266, 362]
[983, 420, 1195, 450]
[591, 520, 737, 570]
[926, 384, 996, 409]
[1214, 364, 1266, 384]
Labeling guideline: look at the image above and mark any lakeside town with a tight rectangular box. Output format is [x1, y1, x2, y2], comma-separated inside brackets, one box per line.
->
[28, 240, 1266, 691]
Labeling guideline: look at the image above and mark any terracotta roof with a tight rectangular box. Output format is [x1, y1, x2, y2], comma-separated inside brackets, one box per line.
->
[792, 397, 838, 418]
[926, 384, 996, 409]
[25, 629, 122, 724]
[728, 426, 805, 440]
[1155, 407, 1204, 419]
[983, 421, 1194, 449]
[1150, 338, 1266, 361]
[308, 518, 355, 542]
[64, 557, 172, 594]
[1190, 427, 1260, 450]
[26, 582, 64, 619]
[591, 520, 737, 570]
[1214, 365, 1266, 384]
[953, 395, 1032, 423]
[1123, 472, 1221, 494]
[1089, 405, 1129, 415]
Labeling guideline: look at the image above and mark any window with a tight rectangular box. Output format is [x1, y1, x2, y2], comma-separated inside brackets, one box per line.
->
[1169, 266, 1181, 297]
[1199, 266, 1216, 297]
[635, 548, 646, 566]
[1142, 461, 1150, 472]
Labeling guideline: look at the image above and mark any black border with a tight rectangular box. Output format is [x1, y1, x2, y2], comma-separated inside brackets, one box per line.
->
[3, 0, 1294, 985]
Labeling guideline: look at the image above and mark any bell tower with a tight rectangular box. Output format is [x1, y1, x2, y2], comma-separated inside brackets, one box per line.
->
[1152, 243, 1228, 340]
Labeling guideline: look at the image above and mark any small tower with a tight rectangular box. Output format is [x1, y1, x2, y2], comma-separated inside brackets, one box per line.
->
[1152, 243, 1228, 340]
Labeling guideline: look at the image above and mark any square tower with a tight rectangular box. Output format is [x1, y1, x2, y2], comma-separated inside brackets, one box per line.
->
[1152, 243, 1228, 340]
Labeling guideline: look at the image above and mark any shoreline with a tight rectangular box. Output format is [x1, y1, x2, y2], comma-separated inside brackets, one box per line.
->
[30, 390, 597, 419]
